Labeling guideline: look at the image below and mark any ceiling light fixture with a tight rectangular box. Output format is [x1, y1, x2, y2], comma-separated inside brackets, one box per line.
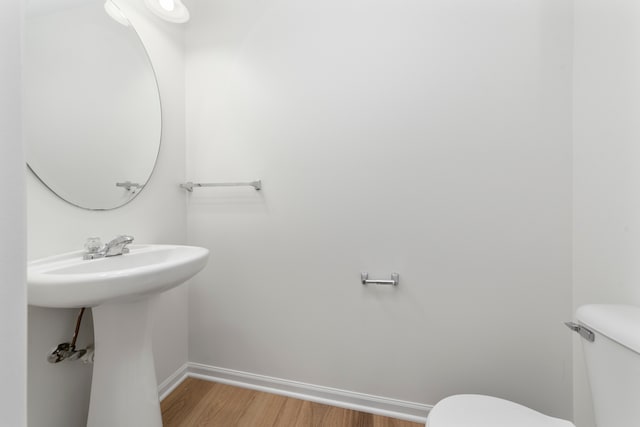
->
[104, 0, 131, 27]
[144, 0, 190, 23]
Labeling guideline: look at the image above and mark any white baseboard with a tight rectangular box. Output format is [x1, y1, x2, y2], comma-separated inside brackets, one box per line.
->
[158, 363, 189, 401]
[159, 362, 429, 424]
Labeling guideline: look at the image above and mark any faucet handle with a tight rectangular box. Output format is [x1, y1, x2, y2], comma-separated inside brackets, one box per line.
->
[84, 237, 103, 253]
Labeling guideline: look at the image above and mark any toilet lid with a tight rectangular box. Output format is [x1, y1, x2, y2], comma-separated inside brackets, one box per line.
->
[427, 395, 575, 427]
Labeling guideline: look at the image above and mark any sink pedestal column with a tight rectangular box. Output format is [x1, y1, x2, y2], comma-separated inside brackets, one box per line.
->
[87, 298, 162, 427]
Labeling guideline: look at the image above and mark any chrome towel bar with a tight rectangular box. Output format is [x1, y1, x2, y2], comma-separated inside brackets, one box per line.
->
[116, 181, 143, 191]
[361, 272, 399, 286]
[180, 180, 262, 192]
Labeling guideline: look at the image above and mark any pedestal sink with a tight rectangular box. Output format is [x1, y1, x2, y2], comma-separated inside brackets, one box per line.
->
[28, 244, 209, 427]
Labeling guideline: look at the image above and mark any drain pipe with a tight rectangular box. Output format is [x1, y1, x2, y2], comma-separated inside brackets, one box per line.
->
[47, 308, 94, 364]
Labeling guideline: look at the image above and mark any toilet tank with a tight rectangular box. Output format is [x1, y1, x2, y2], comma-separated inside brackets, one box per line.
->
[576, 305, 640, 427]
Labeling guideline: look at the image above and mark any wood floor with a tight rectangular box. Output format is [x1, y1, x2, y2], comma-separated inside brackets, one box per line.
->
[161, 378, 424, 427]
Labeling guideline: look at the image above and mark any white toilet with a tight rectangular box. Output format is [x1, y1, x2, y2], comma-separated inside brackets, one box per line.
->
[426, 304, 640, 427]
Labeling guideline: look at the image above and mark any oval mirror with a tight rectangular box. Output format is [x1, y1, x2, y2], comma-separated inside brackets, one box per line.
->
[23, 0, 162, 210]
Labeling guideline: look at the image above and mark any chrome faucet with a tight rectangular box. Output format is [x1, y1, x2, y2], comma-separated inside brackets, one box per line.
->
[103, 235, 134, 257]
[83, 235, 134, 260]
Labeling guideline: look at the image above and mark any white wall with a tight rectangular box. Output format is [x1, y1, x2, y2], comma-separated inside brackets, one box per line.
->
[185, 0, 574, 419]
[0, 1, 26, 426]
[26, 1, 187, 426]
[573, 1, 640, 426]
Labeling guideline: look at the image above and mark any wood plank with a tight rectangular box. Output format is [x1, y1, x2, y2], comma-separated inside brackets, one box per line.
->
[161, 378, 424, 427]
[162, 378, 215, 427]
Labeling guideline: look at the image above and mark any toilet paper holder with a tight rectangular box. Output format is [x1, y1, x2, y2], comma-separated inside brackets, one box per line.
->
[361, 272, 399, 286]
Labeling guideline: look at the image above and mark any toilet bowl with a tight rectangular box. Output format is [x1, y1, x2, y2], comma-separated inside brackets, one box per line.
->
[426, 394, 574, 427]
[426, 305, 640, 427]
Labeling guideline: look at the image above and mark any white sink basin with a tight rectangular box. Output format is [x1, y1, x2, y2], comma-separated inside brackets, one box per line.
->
[28, 244, 209, 308]
[27, 244, 209, 427]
